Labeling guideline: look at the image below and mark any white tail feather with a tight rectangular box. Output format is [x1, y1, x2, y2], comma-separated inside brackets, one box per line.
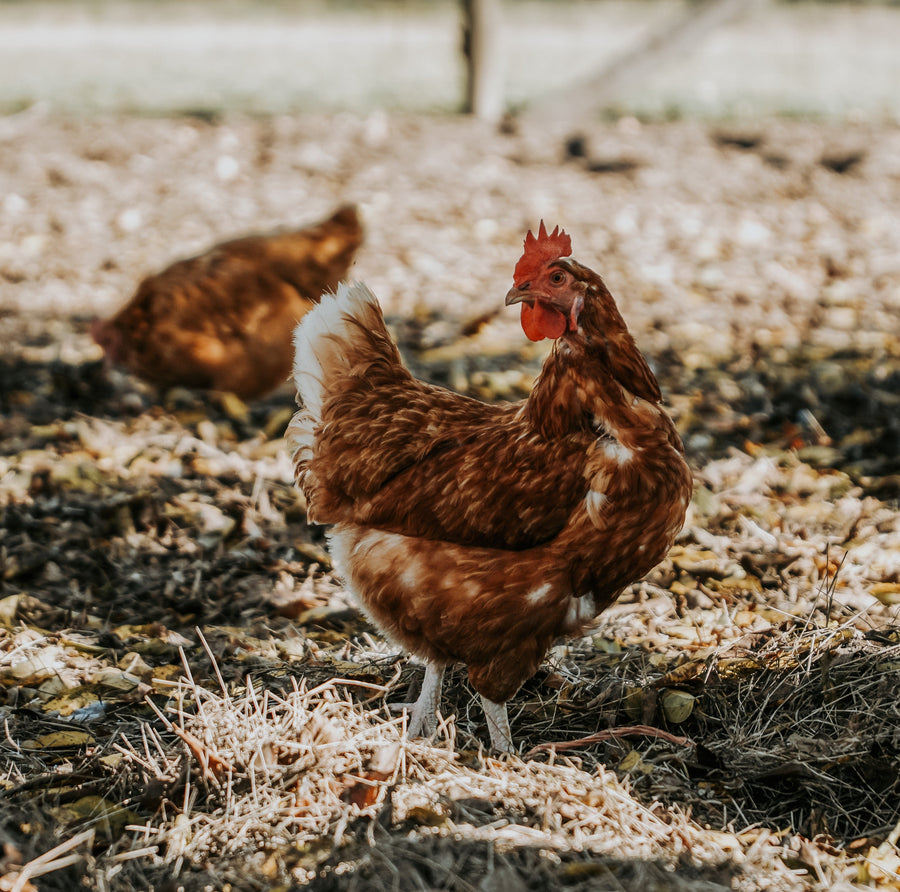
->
[292, 281, 378, 421]
[288, 281, 381, 470]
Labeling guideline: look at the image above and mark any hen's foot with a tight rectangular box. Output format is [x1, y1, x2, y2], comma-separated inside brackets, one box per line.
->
[390, 662, 445, 738]
[481, 696, 514, 753]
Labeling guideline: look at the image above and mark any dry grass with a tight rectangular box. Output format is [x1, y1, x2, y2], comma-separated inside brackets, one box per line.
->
[2, 392, 898, 892]
[89, 646, 819, 891]
[5, 604, 896, 890]
[53, 611, 893, 892]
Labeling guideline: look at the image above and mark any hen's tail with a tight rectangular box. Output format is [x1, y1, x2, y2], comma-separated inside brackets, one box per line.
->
[287, 281, 402, 478]
[292, 281, 380, 419]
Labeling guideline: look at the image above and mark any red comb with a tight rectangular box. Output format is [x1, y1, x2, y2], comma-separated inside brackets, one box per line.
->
[513, 221, 572, 286]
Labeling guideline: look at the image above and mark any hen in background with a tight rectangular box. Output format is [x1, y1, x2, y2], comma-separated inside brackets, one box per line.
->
[93, 204, 362, 400]
[288, 224, 692, 752]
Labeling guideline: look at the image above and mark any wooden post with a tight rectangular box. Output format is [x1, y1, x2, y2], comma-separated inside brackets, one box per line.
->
[462, 0, 504, 123]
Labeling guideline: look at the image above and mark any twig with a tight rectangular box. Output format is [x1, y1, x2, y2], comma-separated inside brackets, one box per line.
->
[196, 628, 228, 695]
[109, 845, 160, 863]
[525, 725, 693, 758]
[172, 726, 237, 783]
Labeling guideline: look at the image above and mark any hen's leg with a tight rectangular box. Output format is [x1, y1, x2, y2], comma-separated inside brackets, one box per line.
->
[404, 661, 445, 738]
[480, 696, 513, 753]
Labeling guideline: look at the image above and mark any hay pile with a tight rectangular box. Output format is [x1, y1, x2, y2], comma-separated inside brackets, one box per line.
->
[73, 641, 899, 892]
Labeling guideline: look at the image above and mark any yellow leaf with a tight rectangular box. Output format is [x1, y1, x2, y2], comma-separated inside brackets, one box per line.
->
[561, 864, 609, 880]
[152, 664, 185, 682]
[0, 594, 24, 625]
[41, 688, 101, 717]
[60, 634, 111, 655]
[22, 730, 95, 749]
[660, 689, 696, 724]
[619, 750, 651, 774]
[871, 583, 900, 606]
[717, 657, 765, 677]
[591, 636, 621, 654]
[49, 796, 140, 836]
[216, 391, 250, 423]
[111, 623, 157, 639]
[264, 406, 294, 440]
[624, 686, 644, 721]
[670, 548, 721, 573]
[404, 805, 448, 827]
[656, 659, 706, 687]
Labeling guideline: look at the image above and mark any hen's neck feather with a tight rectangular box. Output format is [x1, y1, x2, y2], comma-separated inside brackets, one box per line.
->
[525, 268, 669, 446]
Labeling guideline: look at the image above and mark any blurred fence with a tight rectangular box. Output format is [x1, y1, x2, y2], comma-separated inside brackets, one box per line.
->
[0, 0, 899, 118]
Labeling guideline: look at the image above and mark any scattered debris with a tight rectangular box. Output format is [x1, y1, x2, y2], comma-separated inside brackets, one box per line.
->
[0, 112, 898, 891]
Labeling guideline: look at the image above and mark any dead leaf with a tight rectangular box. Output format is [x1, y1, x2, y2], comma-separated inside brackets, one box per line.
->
[618, 750, 652, 774]
[90, 667, 142, 692]
[870, 582, 900, 605]
[48, 796, 139, 837]
[660, 690, 695, 724]
[2, 647, 65, 686]
[215, 391, 250, 423]
[41, 687, 101, 717]
[21, 730, 95, 749]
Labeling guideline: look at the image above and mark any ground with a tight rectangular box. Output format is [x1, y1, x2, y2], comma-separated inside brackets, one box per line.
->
[0, 109, 899, 890]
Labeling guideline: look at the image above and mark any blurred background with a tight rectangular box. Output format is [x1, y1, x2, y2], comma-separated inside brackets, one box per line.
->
[1, 0, 899, 120]
[1, 0, 898, 445]
[1, 0, 898, 449]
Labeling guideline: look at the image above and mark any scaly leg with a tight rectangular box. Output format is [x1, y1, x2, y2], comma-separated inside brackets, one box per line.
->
[399, 661, 445, 739]
[480, 695, 514, 753]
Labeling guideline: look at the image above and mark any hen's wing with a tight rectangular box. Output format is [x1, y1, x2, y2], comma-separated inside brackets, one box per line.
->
[290, 283, 593, 550]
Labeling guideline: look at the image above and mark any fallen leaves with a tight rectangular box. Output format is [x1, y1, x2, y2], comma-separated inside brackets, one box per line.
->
[20, 730, 95, 750]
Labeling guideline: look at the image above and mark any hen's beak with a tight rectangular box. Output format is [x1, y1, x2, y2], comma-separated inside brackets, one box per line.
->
[505, 286, 531, 306]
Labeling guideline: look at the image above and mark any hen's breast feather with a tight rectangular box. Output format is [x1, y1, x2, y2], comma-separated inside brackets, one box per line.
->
[327, 524, 576, 669]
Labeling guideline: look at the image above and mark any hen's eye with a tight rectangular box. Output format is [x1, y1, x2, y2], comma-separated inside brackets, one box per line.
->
[549, 271, 566, 285]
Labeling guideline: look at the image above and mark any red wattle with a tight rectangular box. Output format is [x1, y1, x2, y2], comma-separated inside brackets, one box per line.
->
[521, 302, 566, 341]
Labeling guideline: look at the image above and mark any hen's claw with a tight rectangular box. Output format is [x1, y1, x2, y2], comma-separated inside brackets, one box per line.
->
[391, 664, 514, 752]
[394, 662, 445, 738]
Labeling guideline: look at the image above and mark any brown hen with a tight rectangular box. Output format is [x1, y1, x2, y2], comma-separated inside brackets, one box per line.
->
[288, 224, 692, 751]
[93, 204, 362, 399]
